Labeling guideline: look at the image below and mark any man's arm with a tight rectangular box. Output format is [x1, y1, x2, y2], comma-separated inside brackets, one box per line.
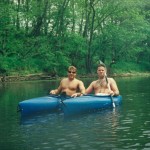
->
[71, 80, 85, 97]
[79, 81, 85, 94]
[109, 78, 119, 95]
[85, 81, 94, 94]
[50, 81, 62, 95]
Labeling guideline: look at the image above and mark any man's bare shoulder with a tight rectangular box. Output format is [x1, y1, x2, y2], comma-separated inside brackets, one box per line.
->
[91, 80, 97, 85]
[61, 78, 68, 82]
[108, 77, 116, 83]
[108, 77, 114, 80]
[75, 78, 83, 83]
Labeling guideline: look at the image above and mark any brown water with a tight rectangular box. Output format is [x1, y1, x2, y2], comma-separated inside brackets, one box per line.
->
[0, 77, 150, 150]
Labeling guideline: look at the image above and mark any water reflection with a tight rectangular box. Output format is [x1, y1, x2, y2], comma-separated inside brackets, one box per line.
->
[0, 77, 150, 150]
[19, 108, 122, 150]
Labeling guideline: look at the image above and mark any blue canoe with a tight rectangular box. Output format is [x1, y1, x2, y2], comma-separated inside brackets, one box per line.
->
[18, 95, 122, 117]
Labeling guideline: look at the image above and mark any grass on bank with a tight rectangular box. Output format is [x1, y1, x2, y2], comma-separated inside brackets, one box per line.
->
[111, 61, 150, 75]
[0, 61, 150, 78]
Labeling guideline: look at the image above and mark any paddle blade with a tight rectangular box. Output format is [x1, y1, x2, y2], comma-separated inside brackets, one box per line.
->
[112, 101, 116, 108]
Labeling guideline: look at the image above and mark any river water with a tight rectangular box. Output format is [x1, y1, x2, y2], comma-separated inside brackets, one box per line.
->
[0, 76, 150, 150]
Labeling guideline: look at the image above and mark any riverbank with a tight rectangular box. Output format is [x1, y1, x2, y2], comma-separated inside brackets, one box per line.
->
[0, 72, 150, 82]
[0, 73, 57, 82]
[111, 72, 150, 77]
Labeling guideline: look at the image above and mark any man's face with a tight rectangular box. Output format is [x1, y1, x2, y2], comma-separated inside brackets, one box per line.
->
[68, 69, 76, 79]
[97, 66, 106, 77]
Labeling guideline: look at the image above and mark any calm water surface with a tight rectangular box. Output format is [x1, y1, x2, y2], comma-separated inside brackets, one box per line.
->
[0, 77, 150, 150]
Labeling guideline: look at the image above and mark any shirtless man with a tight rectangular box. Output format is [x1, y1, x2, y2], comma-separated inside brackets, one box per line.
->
[50, 66, 85, 97]
[85, 64, 119, 96]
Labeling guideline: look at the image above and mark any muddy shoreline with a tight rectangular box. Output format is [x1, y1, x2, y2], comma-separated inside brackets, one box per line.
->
[0, 72, 150, 82]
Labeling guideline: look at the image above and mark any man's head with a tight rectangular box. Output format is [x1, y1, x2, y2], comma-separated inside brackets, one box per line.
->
[68, 66, 77, 79]
[97, 64, 107, 78]
[68, 66, 77, 72]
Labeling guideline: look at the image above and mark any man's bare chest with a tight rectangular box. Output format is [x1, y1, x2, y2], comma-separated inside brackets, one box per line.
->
[94, 79, 108, 89]
[62, 82, 78, 90]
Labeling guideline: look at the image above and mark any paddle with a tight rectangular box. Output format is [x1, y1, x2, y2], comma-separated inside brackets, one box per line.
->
[49, 92, 70, 107]
[59, 92, 68, 107]
[99, 60, 115, 108]
[105, 73, 116, 108]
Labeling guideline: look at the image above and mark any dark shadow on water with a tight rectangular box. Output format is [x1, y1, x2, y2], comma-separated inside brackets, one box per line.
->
[19, 111, 63, 125]
[19, 106, 122, 125]
[63, 106, 122, 120]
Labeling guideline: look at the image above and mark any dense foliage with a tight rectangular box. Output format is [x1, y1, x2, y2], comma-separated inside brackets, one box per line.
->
[0, 0, 150, 76]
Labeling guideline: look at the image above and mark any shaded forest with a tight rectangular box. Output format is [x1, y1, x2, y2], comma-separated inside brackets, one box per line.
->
[0, 0, 150, 77]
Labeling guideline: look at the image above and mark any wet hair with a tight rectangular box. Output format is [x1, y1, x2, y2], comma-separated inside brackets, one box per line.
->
[98, 64, 106, 68]
[68, 66, 77, 72]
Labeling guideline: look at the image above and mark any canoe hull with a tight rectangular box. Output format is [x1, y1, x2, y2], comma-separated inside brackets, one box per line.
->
[18, 95, 122, 117]
[62, 95, 122, 116]
[18, 96, 60, 117]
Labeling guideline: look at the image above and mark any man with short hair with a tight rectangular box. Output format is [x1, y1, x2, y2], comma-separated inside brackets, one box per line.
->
[50, 66, 85, 97]
[85, 64, 119, 96]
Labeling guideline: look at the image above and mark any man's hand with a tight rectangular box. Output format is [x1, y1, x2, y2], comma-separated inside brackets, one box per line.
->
[50, 90, 56, 95]
[108, 90, 115, 96]
[71, 93, 82, 98]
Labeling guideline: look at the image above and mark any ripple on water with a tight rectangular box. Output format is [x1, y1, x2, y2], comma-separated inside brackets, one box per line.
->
[145, 143, 150, 146]
[143, 130, 150, 138]
[54, 138, 76, 149]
